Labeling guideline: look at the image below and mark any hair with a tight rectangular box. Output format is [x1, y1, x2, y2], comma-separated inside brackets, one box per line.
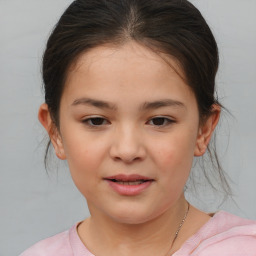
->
[42, 0, 231, 197]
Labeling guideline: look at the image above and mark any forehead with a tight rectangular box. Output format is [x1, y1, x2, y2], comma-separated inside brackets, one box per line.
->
[68, 42, 186, 81]
[63, 41, 195, 105]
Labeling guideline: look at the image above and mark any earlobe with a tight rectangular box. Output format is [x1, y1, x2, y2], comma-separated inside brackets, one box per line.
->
[38, 103, 66, 160]
[194, 104, 221, 157]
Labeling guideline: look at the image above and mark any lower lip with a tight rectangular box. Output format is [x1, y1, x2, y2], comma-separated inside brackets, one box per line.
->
[105, 180, 153, 196]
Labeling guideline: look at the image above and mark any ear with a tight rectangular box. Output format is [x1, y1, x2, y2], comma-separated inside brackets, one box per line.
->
[38, 103, 66, 160]
[194, 104, 221, 157]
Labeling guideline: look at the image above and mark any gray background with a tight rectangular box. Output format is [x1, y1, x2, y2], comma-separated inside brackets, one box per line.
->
[0, 0, 255, 255]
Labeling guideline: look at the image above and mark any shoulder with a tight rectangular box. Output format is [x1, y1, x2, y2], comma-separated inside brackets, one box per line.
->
[19, 226, 73, 256]
[176, 211, 256, 256]
[193, 211, 256, 255]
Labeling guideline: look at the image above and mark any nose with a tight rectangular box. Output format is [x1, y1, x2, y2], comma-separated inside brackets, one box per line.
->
[109, 125, 146, 164]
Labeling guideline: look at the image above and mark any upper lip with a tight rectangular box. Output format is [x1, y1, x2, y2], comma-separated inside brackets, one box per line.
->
[104, 174, 154, 182]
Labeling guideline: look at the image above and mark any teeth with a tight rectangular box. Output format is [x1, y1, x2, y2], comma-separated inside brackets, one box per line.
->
[115, 180, 145, 185]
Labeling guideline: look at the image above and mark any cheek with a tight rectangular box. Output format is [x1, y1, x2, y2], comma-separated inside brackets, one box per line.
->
[151, 131, 197, 184]
[60, 129, 107, 183]
[63, 141, 104, 199]
[156, 134, 196, 164]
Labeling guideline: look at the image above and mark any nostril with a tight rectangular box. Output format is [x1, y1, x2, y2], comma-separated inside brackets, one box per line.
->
[113, 155, 142, 163]
[109, 135, 146, 163]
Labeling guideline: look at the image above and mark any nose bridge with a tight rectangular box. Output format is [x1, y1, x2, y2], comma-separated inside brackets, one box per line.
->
[110, 122, 146, 163]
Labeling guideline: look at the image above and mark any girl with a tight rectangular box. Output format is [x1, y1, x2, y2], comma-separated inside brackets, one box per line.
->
[20, 0, 256, 255]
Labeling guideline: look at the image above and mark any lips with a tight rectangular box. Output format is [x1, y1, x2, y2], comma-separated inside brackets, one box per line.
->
[113, 180, 145, 185]
[104, 174, 154, 196]
[104, 174, 154, 184]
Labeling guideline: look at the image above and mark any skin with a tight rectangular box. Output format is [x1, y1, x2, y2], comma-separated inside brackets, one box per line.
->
[39, 41, 220, 256]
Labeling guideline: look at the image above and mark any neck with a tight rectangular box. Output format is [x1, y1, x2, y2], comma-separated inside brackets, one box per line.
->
[78, 196, 189, 256]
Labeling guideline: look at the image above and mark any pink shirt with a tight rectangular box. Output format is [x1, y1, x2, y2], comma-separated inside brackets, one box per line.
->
[20, 211, 256, 256]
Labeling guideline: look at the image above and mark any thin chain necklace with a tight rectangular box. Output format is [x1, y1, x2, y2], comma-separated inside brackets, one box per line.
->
[75, 202, 190, 256]
[164, 202, 190, 256]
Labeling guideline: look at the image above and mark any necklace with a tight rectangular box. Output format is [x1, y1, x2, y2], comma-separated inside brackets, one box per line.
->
[165, 202, 190, 256]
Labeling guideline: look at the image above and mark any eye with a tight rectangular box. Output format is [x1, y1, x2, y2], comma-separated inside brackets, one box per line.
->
[147, 117, 174, 127]
[82, 117, 110, 127]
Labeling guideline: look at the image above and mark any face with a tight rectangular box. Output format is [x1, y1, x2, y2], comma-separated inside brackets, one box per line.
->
[43, 42, 211, 224]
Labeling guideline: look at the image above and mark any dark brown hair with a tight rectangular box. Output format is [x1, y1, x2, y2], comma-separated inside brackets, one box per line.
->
[42, 0, 231, 196]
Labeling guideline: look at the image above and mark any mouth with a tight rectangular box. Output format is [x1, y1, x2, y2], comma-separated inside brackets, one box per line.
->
[103, 174, 154, 196]
[104, 174, 154, 184]
[109, 180, 146, 185]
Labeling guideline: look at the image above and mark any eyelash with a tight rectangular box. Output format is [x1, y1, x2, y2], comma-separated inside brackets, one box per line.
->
[147, 116, 175, 127]
[82, 116, 175, 128]
[82, 117, 110, 127]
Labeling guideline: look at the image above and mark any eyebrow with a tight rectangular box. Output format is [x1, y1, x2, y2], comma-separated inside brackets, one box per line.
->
[71, 97, 185, 110]
[72, 98, 117, 110]
[141, 99, 185, 110]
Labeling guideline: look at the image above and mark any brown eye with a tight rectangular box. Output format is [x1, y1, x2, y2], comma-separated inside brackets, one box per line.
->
[83, 117, 109, 126]
[148, 117, 174, 127]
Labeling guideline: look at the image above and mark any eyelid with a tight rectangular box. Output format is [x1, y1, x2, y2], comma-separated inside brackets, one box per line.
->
[82, 116, 110, 127]
[146, 116, 176, 126]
